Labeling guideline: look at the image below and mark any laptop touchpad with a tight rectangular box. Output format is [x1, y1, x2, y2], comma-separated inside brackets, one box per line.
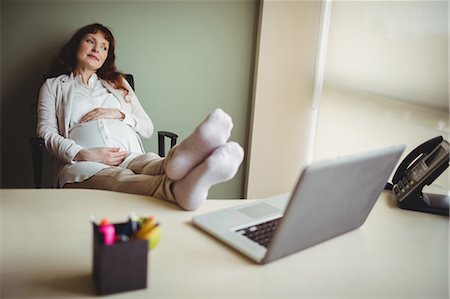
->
[237, 203, 280, 219]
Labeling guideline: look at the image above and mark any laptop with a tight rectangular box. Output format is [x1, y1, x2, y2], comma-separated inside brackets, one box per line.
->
[193, 145, 405, 264]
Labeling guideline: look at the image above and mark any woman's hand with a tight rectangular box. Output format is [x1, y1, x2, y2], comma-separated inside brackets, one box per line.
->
[80, 108, 124, 123]
[74, 147, 128, 166]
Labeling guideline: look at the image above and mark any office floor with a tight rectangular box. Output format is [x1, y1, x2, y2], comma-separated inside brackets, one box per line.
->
[314, 84, 449, 189]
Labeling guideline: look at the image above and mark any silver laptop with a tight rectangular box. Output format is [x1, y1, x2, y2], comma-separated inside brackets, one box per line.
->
[193, 145, 405, 264]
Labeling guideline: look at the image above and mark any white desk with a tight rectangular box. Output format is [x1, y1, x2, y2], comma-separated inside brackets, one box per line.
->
[1, 189, 448, 298]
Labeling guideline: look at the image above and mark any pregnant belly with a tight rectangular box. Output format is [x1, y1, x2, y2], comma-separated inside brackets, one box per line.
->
[69, 119, 143, 153]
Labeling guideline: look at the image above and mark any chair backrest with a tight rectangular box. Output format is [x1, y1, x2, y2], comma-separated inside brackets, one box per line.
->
[29, 74, 177, 188]
[124, 74, 134, 90]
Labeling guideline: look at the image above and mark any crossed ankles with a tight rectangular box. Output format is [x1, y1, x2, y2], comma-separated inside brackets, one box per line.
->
[166, 108, 244, 211]
[166, 108, 233, 180]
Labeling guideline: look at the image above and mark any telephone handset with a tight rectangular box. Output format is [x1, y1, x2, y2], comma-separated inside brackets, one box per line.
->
[386, 136, 449, 216]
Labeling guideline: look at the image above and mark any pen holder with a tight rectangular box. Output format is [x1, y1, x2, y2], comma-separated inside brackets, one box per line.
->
[92, 222, 148, 295]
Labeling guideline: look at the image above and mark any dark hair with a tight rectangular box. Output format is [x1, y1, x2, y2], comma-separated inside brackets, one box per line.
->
[47, 23, 129, 95]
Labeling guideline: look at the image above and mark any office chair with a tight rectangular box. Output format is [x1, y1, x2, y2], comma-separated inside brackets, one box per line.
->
[29, 74, 178, 188]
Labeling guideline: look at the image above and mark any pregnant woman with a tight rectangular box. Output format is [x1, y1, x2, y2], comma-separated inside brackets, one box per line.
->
[37, 23, 244, 210]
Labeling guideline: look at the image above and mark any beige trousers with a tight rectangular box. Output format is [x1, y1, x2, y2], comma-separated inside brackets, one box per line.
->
[64, 149, 176, 203]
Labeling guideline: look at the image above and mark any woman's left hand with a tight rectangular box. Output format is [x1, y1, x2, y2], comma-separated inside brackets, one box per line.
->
[80, 108, 125, 123]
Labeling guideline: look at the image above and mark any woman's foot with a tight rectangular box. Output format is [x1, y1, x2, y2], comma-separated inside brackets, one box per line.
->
[166, 108, 233, 180]
[172, 142, 244, 211]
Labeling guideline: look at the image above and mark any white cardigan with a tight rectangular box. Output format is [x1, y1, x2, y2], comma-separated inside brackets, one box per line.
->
[37, 73, 154, 186]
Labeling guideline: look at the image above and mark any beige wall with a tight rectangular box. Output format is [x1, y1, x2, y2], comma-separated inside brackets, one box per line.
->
[245, 0, 323, 198]
[246, 0, 448, 198]
[0, 0, 258, 199]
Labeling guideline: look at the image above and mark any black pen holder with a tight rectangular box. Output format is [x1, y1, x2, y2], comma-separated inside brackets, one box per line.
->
[92, 222, 148, 295]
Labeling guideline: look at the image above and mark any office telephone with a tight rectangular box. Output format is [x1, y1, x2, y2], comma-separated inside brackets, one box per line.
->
[386, 136, 449, 216]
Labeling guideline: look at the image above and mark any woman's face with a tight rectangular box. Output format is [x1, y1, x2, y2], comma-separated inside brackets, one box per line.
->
[75, 31, 109, 71]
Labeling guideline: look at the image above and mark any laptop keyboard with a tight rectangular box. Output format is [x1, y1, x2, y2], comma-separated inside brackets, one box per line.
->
[236, 218, 281, 248]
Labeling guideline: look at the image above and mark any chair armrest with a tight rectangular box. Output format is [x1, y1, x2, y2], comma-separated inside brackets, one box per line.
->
[28, 137, 44, 188]
[158, 131, 178, 157]
[28, 130, 178, 188]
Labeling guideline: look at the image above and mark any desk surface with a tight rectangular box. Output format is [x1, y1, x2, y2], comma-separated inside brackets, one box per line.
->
[1, 189, 448, 298]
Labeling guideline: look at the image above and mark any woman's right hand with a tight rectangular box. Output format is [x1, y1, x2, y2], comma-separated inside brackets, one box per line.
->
[74, 147, 128, 166]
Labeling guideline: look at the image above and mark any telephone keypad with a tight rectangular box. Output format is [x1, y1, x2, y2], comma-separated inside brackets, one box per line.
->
[392, 141, 449, 202]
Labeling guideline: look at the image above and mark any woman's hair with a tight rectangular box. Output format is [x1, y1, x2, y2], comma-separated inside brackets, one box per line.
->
[47, 23, 129, 94]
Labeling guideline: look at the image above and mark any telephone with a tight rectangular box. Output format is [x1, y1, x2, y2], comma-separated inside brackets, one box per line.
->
[386, 136, 449, 216]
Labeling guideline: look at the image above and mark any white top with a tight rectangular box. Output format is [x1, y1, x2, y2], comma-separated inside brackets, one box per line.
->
[37, 73, 154, 187]
[59, 74, 144, 186]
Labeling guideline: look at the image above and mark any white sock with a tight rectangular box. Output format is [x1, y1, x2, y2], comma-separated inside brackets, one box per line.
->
[172, 142, 244, 211]
[166, 108, 233, 180]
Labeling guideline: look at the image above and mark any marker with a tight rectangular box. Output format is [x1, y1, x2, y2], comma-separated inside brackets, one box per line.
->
[136, 218, 161, 250]
[99, 218, 116, 246]
[136, 217, 156, 237]
[146, 224, 162, 250]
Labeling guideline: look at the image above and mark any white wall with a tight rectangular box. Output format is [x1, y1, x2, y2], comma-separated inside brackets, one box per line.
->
[324, 1, 448, 111]
[315, 0, 449, 190]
